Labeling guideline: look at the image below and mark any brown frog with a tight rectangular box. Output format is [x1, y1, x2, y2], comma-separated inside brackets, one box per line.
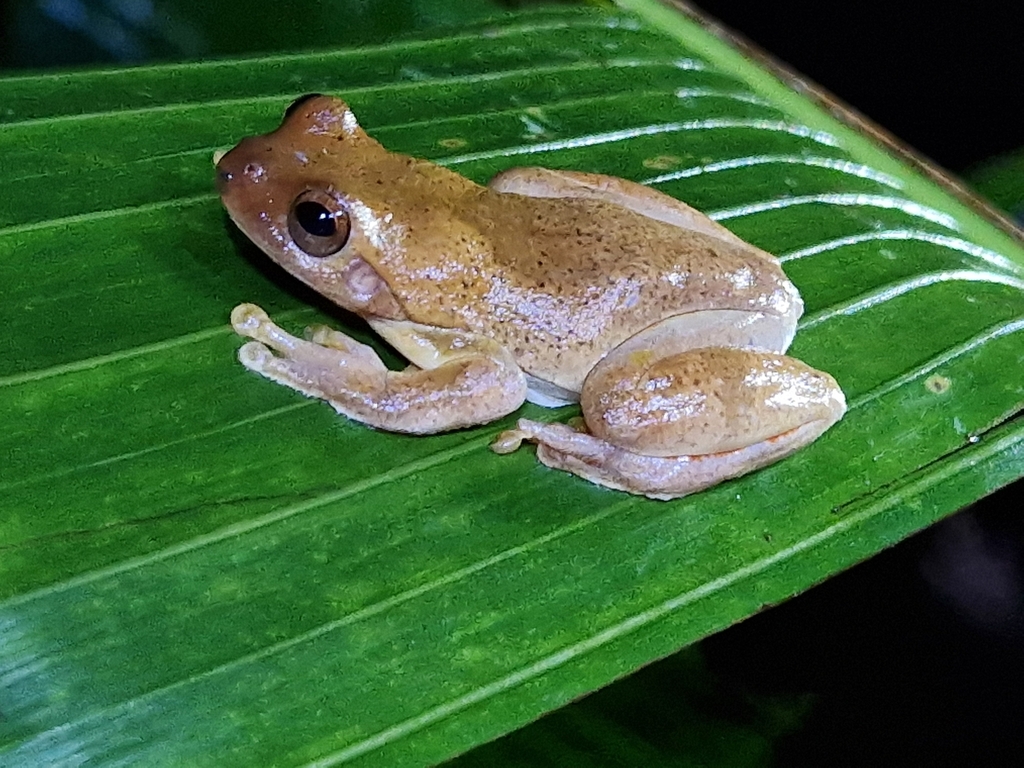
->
[217, 95, 845, 499]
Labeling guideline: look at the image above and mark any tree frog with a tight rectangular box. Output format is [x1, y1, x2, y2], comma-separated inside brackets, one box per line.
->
[217, 95, 846, 499]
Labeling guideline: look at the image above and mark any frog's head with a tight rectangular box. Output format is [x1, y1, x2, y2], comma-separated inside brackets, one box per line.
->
[216, 94, 408, 319]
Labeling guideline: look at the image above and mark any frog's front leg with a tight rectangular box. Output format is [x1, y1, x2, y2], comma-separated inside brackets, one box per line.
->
[231, 304, 527, 433]
[492, 346, 845, 500]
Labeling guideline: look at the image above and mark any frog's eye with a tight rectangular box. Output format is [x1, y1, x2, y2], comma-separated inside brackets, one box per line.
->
[288, 190, 351, 257]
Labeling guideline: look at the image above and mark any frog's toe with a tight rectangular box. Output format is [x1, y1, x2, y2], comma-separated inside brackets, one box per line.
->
[306, 324, 389, 371]
[305, 324, 335, 344]
[230, 303, 271, 335]
[489, 430, 523, 455]
[306, 323, 364, 352]
[237, 340, 274, 370]
[231, 304, 315, 357]
[236, 339, 338, 402]
[490, 420, 539, 454]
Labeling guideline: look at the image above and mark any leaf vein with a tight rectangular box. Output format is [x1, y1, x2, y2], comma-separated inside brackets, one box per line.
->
[0, 14, 648, 91]
[643, 154, 903, 189]
[0, 402, 311, 495]
[847, 315, 1024, 410]
[780, 228, 1024, 276]
[440, 118, 841, 165]
[709, 193, 962, 230]
[799, 269, 1024, 330]
[0, 433, 508, 609]
[0, 58, 692, 130]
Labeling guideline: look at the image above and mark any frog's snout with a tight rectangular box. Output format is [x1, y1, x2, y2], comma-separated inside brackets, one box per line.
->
[215, 164, 234, 194]
[214, 138, 266, 197]
[214, 145, 240, 195]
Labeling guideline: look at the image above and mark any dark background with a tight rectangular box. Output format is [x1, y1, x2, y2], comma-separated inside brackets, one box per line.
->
[695, 0, 1022, 174]
[3, 1, 1021, 764]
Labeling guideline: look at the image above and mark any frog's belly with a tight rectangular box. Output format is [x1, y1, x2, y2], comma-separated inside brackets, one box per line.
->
[523, 307, 799, 407]
[525, 375, 580, 407]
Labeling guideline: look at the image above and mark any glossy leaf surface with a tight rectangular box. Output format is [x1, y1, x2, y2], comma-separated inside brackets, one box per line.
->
[2, 2, 1023, 765]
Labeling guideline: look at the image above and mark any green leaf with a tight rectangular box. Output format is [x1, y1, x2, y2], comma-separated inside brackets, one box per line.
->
[2, 2, 1022, 766]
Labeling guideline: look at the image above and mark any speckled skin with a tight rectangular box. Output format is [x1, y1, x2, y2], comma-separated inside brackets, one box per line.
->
[218, 96, 846, 498]
[217, 96, 799, 393]
[581, 348, 844, 457]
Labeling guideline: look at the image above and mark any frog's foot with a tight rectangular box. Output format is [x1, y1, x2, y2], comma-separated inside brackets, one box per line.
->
[492, 418, 835, 500]
[491, 346, 846, 500]
[233, 304, 387, 374]
[231, 303, 527, 434]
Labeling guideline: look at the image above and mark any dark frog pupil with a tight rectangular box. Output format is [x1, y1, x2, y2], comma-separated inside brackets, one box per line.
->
[288, 190, 351, 257]
[294, 201, 336, 238]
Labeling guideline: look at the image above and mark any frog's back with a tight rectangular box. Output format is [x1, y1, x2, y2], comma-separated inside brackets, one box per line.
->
[456, 193, 800, 392]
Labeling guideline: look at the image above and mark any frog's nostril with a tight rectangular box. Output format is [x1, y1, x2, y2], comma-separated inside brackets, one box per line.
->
[216, 167, 234, 193]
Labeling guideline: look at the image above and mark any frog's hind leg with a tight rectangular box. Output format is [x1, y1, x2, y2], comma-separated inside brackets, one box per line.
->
[491, 418, 832, 500]
[492, 345, 845, 499]
[488, 167, 774, 259]
[231, 303, 527, 434]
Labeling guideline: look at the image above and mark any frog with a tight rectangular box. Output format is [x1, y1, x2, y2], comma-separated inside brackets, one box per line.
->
[216, 94, 846, 500]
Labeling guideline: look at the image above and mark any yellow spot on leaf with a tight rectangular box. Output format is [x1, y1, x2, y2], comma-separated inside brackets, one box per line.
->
[642, 155, 681, 170]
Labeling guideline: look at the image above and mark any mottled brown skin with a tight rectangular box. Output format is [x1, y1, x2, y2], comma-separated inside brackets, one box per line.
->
[217, 96, 800, 392]
[582, 348, 844, 457]
[219, 95, 846, 499]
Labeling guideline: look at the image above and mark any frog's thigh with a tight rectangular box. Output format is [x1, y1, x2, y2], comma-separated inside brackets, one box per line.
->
[494, 346, 845, 499]
[488, 167, 765, 254]
[231, 304, 527, 434]
[581, 345, 845, 457]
